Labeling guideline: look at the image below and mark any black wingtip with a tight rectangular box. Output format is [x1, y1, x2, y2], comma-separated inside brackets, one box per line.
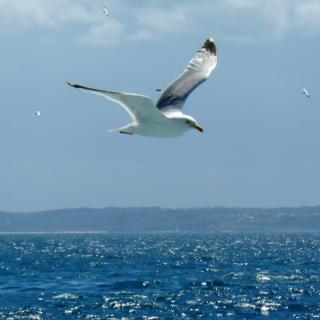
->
[203, 38, 217, 55]
[67, 82, 79, 88]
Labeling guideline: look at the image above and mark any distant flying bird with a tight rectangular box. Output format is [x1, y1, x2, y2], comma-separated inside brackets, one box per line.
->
[155, 88, 162, 92]
[67, 38, 217, 138]
[302, 88, 310, 98]
[34, 110, 41, 117]
[102, 6, 109, 16]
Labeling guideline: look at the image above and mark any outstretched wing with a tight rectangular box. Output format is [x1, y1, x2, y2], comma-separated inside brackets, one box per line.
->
[67, 82, 165, 121]
[156, 38, 218, 112]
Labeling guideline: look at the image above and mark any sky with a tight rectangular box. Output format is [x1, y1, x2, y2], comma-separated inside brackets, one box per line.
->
[0, 0, 320, 212]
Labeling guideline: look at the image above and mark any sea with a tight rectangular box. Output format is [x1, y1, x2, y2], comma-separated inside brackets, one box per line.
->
[0, 233, 319, 320]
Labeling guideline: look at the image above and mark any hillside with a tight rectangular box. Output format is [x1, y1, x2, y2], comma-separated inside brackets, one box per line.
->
[0, 207, 320, 232]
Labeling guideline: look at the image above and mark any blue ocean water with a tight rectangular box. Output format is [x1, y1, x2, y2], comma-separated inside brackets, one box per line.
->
[0, 233, 319, 319]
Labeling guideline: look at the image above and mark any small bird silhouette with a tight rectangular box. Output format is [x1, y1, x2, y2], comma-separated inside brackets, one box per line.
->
[103, 6, 109, 16]
[302, 88, 310, 98]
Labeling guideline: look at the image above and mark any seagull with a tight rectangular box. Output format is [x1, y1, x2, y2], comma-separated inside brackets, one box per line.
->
[302, 88, 310, 98]
[102, 6, 109, 16]
[67, 38, 218, 138]
[34, 110, 41, 117]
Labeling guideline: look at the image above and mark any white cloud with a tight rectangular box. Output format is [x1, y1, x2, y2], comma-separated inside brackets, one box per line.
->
[136, 8, 189, 34]
[121, 1, 294, 44]
[188, 0, 320, 42]
[1, 0, 320, 46]
[294, 1, 320, 33]
[76, 20, 125, 46]
[0, 0, 97, 29]
[127, 29, 155, 42]
[226, 0, 261, 9]
[258, 1, 291, 40]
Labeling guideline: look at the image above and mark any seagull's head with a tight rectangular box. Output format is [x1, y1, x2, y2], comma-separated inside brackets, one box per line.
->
[183, 116, 204, 133]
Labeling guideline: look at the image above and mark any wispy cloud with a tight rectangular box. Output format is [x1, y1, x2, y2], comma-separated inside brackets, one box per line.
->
[1, 0, 320, 46]
[0, 0, 97, 29]
[126, 1, 320, 44]
[294, 1, 320, 34]
[136, 7, 189, 34]
[76, 19, 125, 46]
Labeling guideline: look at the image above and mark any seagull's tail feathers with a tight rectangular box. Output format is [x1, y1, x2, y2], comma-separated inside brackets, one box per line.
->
[107, 128, 118, 134]
[107, 125, 134, 135]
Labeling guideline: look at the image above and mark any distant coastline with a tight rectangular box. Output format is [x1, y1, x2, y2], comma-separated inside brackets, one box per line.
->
[0, 206, 320, 233]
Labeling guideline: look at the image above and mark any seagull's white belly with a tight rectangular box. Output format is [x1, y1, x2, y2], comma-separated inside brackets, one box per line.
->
[132, 118, 191, 138]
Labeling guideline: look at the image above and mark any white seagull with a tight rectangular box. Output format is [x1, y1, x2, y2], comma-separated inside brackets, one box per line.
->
[302, 88, 310, 98]
[102, 6, 109, 16]
[67, 38, 218, 138]
[34, 110, 41, 117]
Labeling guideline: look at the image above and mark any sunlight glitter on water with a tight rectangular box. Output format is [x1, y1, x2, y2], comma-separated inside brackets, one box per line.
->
[0, 233, 319, 319]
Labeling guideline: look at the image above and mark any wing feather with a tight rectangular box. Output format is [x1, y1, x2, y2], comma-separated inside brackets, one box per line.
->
[67, 82, 165, 121]
[156, 38, 218, 112]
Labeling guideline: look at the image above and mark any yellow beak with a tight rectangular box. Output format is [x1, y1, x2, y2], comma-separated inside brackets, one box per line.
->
[193, 124, 204, 132]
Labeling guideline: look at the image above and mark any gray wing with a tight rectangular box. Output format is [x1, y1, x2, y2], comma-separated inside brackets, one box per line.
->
[156, 38, 218, 112]
[67, 82, 165, 121]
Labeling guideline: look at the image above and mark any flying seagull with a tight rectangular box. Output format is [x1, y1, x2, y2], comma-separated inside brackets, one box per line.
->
[67, 38, 217, 138]
[103, 6, 109, 16]
[34, 110, 41, 117]
[302, 88, 310, 98]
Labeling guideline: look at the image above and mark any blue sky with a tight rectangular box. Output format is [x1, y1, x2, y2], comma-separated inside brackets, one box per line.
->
[0, 0, 320, 211]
